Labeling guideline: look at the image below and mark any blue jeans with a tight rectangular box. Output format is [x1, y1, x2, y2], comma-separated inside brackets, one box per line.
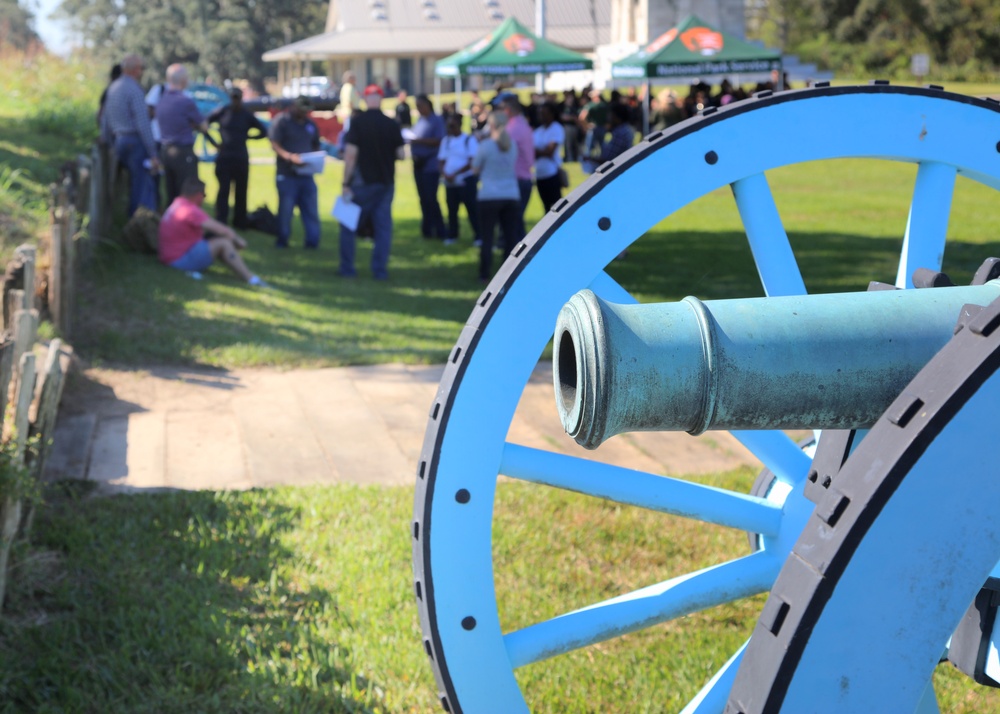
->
[444, 176, 479, 241]
[414, 169, 447, 238]
[276, 173, 320, 248]
[516, 178, 533, 239]
[478, 199, 519, 280]
[114, 134, 156, 217]
[169, 240, 213, 272]
[339, 182, 395, 279]
[584, 126, 606, 157]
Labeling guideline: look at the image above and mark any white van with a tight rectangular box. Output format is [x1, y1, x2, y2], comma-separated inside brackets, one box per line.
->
[281, 76, 332, 98]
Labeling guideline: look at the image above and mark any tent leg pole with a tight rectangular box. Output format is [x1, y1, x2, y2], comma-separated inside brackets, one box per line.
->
[643, 79, 649, 136]
[457, 76, 462, 117]
[434, 76, 441, 113]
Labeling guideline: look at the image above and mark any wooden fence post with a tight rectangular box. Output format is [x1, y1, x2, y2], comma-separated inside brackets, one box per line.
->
[73, 156, 88, 215]
[4, 290, 23, 337]
[61, 187, 76, 340]
[12, 309, 39, 379]
[0, 497, 22, 612]
[87, 144, 102, 245]
[49, 220, 62, 333]
[0, 352, 36, 611]
[0, 341, 14, 430]
[21, 340, 66, 540]
[15, 245, 35, 312]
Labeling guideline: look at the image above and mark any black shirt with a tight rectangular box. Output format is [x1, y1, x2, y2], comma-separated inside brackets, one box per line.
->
[345, 109, 404, 185]
[207, 105, 267, 161]
[394, 101, 412, 128]
[268, 111, 321, 176]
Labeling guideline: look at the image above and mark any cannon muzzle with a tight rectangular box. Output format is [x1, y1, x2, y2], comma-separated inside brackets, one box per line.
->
[554, 284, 1000, 449]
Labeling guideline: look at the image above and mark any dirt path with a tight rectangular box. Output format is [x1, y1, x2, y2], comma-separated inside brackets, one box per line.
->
[44, 362, 762, 492]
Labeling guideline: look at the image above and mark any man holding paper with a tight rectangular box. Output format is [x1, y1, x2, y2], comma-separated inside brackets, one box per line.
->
[337, 84, 404, 280]
[269, 96, 323, 249]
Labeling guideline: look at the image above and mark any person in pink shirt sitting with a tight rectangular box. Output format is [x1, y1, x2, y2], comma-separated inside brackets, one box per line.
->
[497, 93, 535, 239]
[158, 177, 268, 286]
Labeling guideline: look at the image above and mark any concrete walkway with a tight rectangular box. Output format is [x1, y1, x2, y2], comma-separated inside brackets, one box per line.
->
[43, 362, 761, 492]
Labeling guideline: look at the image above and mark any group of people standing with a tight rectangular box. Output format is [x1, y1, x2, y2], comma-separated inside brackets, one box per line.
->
[405, 92, 572, 282]
[98, 53, 304, 287]
[98, 54, 652, 287]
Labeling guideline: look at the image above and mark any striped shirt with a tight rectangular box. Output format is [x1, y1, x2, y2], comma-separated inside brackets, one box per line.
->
[599, 123, 636, 164]
[103, 75, 157, 158]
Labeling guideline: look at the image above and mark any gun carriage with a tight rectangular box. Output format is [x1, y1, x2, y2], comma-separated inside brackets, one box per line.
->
[413, 83, 1000, 712]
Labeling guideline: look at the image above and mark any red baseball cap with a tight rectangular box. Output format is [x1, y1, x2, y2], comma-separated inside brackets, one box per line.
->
[363, 84, 384, 97]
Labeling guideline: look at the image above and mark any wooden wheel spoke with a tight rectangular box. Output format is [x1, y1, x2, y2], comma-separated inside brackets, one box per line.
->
[503, 552, 779, 669]
[501, 443, 782, 535]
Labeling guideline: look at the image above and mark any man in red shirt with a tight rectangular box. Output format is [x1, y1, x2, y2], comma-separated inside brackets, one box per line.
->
[158, 177, 268, 286]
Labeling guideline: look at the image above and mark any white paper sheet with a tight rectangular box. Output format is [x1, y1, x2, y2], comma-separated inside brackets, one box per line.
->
[332, 196, 361, 231]
[295, 151, 327, 175]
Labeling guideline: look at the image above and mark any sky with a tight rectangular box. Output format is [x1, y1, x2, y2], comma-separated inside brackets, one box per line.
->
[33, 0, 73, 55]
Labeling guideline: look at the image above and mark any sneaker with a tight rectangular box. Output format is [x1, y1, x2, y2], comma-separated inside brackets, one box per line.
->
[443, 238, 457, 246]
[472, 239, 483, 248]
[248, 275, 272, 288]
[186, 271, 203, 280]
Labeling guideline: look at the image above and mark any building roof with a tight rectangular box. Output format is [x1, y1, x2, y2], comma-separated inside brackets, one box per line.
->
[263, 0, 610, 61]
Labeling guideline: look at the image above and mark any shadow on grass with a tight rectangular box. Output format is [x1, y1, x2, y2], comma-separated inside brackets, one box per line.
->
[74, 211, 486, 367]
[0, 486, 387, 713]
[609, 228, 996, 301]
[75, 177, 1000, 370]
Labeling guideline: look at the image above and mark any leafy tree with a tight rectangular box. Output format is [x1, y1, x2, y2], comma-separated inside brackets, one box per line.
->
[747, 0, 823, 50]
[805, 0, 861, 33]
[923, 0, 1000, 67]
[0, 0, 40, 51]
[751, 0, 999, 79]
[55, 0, 325, 90]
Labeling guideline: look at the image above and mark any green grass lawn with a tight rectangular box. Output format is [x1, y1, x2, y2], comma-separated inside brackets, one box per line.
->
[0, 56, 99, 252]
[2, 478, 996, 713]
[76, 150, 1000, 368]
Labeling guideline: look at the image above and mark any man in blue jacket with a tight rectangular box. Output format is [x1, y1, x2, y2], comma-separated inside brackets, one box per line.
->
[409, 94, 447, 240]
[269, 96, 322, 249]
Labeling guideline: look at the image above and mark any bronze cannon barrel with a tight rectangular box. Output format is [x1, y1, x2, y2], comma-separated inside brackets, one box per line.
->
[553, 284, 1000, 449]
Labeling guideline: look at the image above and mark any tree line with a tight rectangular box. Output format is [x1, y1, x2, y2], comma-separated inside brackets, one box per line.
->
[53, 0, 327, 91]
[3, 0, 998, 88]
[750, 0, 1000, 80]
[0, 0, 39, 51]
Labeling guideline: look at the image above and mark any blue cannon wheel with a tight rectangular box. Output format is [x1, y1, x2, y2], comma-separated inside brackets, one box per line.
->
[728, 297, 1000, 713]
[412, 84, 1000, 713]
[187, 83, 230, 163]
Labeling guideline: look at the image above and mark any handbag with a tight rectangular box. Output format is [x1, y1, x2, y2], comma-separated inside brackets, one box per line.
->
[558, 166, 569, 189]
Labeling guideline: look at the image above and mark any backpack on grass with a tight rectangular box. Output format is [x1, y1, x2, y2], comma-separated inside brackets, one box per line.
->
[121, 206, 160, 254]
[247, 205, 279, 236]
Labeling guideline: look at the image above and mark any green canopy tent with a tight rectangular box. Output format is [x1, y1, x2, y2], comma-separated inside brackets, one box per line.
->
[434, 17, 593, 101]
[612, 15, 782, 133]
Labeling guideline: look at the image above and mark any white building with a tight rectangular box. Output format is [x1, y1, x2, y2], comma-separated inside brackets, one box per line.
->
[263, 0, 747, 95]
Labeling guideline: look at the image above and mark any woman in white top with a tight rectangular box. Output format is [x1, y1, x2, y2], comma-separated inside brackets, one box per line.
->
[437, 114, 481, 246]
[533, 101, 566, 212]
